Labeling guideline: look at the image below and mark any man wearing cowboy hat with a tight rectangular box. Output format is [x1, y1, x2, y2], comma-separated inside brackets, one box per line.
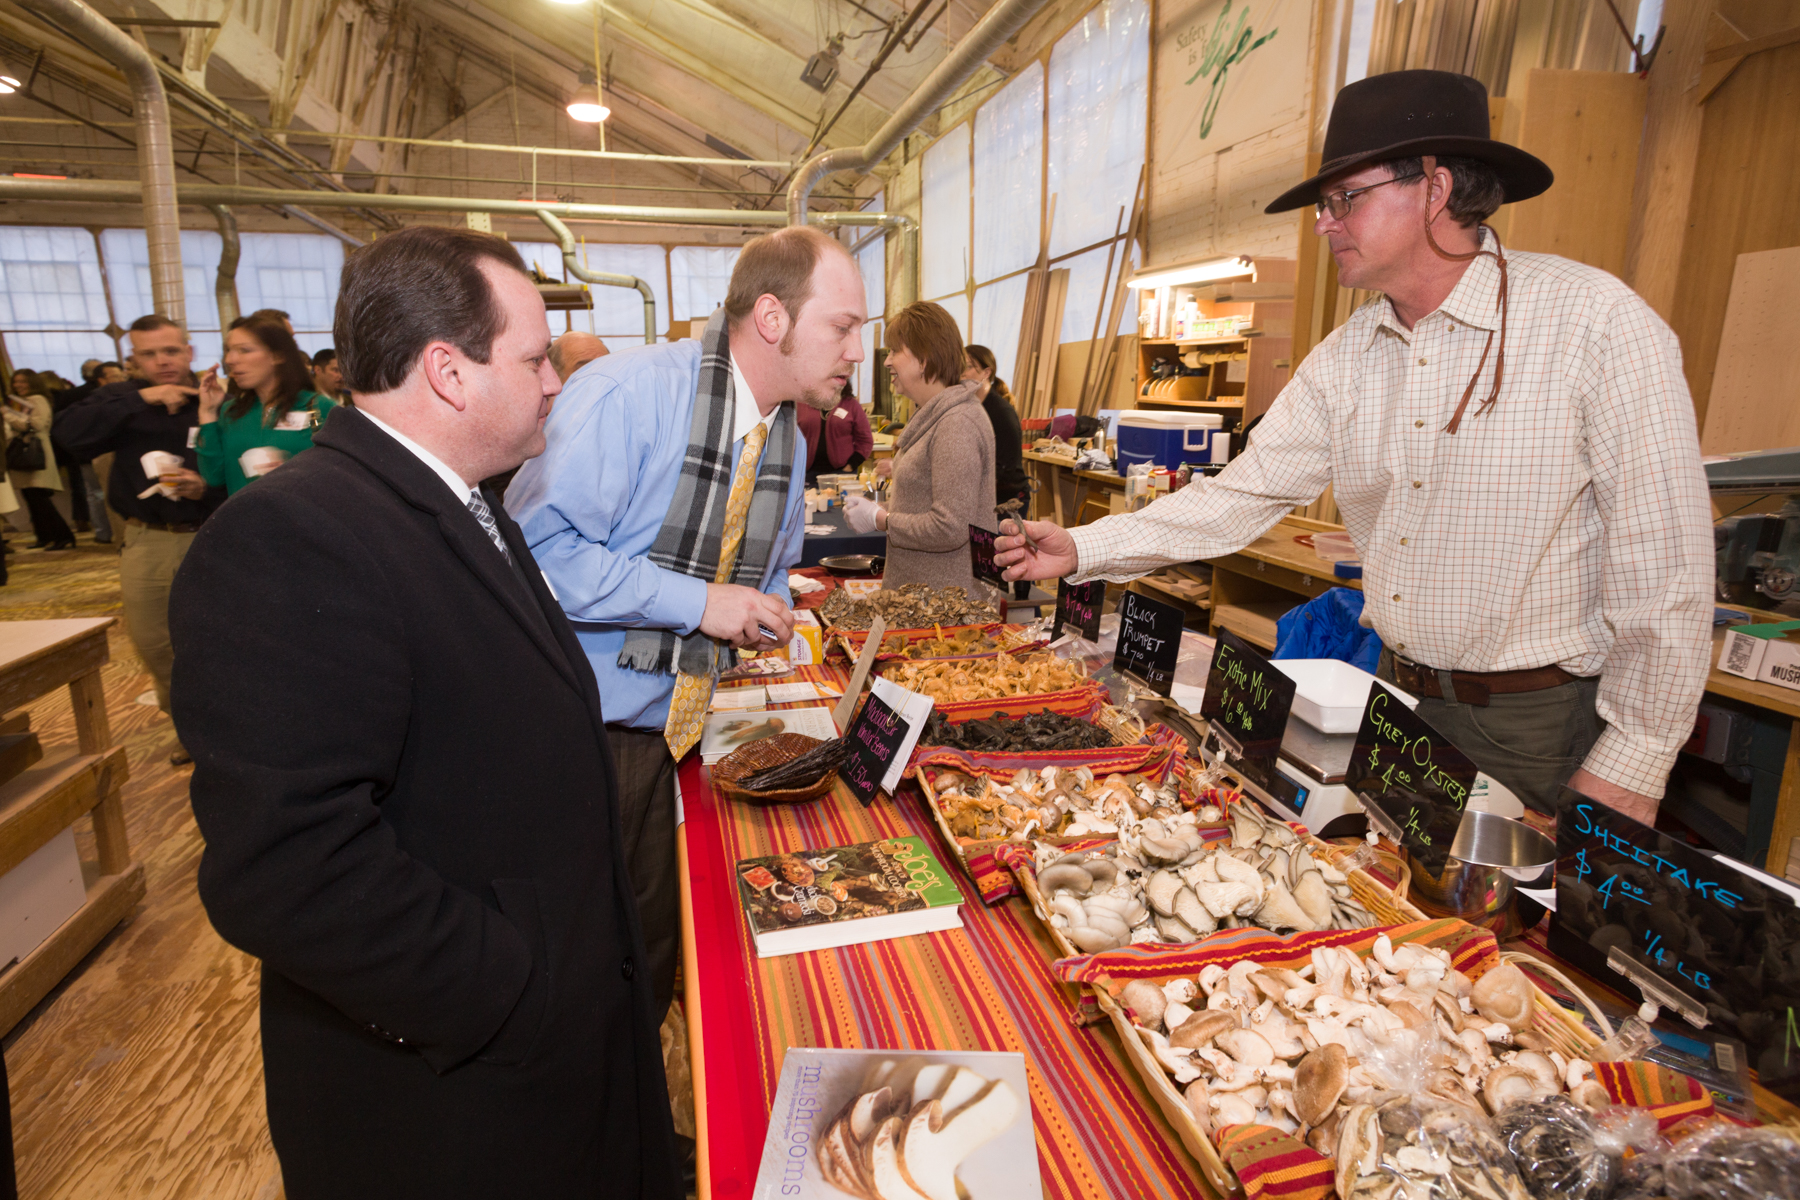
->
[997, 70, 1711, 827]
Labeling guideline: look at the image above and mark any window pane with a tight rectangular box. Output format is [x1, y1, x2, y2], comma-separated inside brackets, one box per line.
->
[1057, 242, 1140, 344]
[2, 331, 119, 383]
[972, 61, 1043, 284]
[919, 123, 971, 302]
[100, 228, 226, 332]
[971, 274, 1030, 389]
[513, 240, 569, 283]
[563, 243, 670, 341]
[1047, 0, 1150, 258]
[855, 319, 881, 407]
[0, 227, 110, 331]
[856, 233, 885, 324]
[669, 246, 741, 324]
[237, 233, 345, 335]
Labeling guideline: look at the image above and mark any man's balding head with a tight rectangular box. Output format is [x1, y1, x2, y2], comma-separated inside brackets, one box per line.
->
[550, 331, 609, 381]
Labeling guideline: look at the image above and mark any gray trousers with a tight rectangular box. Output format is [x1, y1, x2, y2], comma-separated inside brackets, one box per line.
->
[1377, 651, 1602, 816]
[606, 724, 680, 1024]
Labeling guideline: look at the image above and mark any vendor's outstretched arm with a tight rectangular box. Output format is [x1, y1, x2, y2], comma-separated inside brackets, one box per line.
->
[997, 373, 1334, 583]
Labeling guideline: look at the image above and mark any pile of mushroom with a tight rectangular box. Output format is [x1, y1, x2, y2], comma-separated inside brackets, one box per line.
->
[816, 1060, 1021, 1200]
[1121, 941, 1604, 1198]
[931, 766, 1185, 844]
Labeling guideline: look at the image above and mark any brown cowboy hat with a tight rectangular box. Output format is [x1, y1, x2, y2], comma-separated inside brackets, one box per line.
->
[1264, 70, 1552, 214]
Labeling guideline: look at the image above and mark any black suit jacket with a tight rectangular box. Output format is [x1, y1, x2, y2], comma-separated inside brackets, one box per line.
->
[171, 407, 679, 1200]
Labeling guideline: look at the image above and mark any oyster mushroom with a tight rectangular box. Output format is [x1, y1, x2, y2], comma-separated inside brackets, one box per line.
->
[1170, 1008, 1239, 1050]
[1120, 980, 1168, 1029]
[1292, 870, 1335, 929]
[1036, 862, 1094, 896]
[1183, 1078, 1213, 1134]
[1174, 887, 1219, 936]
[1308, 1107, 1343, 1157]
[1145, 870, 1183, 917]
[1471, 964, 1535, 1032]
[1164, 978, 1200, 1005]
[1255, 878, 1319, 933]
[1210, 1091, 1259, 1128]
[1294, 1043, 1349, 1125]
[1335, 1104, 1381, 1200]
[1481, 1064, 1539, 1114]
[1216, 1027, 1277, 1067]
[1510, 1050, 1559, 1093]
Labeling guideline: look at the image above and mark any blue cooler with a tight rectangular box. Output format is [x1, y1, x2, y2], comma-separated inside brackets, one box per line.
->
[1117, 411, 1229, 470]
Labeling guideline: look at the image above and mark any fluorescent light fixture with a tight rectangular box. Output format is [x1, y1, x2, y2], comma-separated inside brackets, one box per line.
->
[1127, 256, 1254, 290]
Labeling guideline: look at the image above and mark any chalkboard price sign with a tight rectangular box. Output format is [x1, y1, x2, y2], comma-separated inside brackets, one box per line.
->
[842, 692, 907, 806]
[1550, 789, 1800, 1103]
[1344, 687, 1477, 875]
[1112, 589, 1184, 695]
[1055, 578, 1104, 641]
[1199, 629, 1297, 802]
[967, 526, 1003, 587]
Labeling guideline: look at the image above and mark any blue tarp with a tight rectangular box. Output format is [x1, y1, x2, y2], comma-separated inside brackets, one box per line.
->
[1273, 587, 1382, 672]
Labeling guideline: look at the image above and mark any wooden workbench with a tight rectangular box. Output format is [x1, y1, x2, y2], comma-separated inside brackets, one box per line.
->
[0, 619, 143, 1035]
[1023, 451, 1124, 527]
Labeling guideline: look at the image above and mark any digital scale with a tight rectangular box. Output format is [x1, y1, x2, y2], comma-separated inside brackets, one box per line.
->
[1269, 720, 1370, 839]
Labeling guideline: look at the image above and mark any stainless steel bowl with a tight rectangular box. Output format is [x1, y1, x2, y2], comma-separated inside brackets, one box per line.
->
[818, 554, 884, 577]
[1407, 809, 1556, 939]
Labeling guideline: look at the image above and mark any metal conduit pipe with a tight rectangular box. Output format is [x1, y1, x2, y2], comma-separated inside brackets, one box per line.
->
[207, 204, 240, 327]
[20, 0, 186, 323]
[535, 210, 656, 346]
[812, 211, 919, 308]
[785, 0, 1051, 225]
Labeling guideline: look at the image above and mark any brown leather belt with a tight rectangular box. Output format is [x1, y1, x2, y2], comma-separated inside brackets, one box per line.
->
[1391, 657, 1580, 707]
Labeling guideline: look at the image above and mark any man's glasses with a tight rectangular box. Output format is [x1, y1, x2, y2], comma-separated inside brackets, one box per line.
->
[1315, 175, 1410, 220]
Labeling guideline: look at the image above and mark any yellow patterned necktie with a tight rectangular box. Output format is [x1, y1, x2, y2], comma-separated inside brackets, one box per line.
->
[665, 421, 769, 759]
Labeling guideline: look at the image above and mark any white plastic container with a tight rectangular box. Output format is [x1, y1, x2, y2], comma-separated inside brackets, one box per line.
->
[1312, 531, 1357, 563]
[1270, 658, 1418, 733]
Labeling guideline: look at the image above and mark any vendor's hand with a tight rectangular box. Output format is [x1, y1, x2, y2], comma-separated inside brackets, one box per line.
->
[1566, 768, 1657, 827]
[700, 583, 794, 650]
[140, 383, 198, 413]
[996, 519, 1077, 582]
[196, 365, 226, 421]
[161, 467, 207, 501]
[844, 494, 883, 534]
[873, 459, 893, 480]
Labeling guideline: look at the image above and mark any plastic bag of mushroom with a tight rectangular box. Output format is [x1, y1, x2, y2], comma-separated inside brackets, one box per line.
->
[1093, 925, 1618, 1200]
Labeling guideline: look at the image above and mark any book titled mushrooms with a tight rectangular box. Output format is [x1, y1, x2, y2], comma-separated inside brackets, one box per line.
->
[751, 1048, 1040, 1200]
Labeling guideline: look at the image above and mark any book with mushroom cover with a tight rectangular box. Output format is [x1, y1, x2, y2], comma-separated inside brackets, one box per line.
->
[751, 1047, 1040, 1200]
[735, 836, 963, 959]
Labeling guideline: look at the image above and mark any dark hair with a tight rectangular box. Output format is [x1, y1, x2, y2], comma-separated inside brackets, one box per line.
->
[128, 314, 184, 335]
[250, 308, 292, 324]
[886, 302, 965, 390]
[839, 379, 855, 403]
[334, 226, 530, 394]
[311, 347, 337, 367]
[222, 313, 315, 424]
[1386, 156, 1506, 228]
[964, 344, 1013, 405]
[723, 226, 850, 336]
[99, 361, 124, 373]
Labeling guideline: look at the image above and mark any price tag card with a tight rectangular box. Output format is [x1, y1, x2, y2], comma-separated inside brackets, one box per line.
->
[1055, 578, 1104, 642]
[839, 678, 934, 805]
[967, 525, 1003, 587]
[1549, 788, 1800, 1102]
[1198, 629, 1298, 804]
[1343, 686, 1476, 875]
[1111, 589, 1184, 696]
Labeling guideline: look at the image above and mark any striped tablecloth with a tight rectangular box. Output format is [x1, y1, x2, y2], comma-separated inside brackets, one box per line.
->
[680, 664, 1215, 1199]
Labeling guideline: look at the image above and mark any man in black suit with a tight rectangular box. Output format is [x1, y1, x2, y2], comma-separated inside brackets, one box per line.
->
[171, 227, 678, 1199]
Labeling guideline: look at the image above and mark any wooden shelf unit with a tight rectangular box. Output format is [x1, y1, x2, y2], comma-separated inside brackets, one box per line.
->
[1132, 260, 1296, 428]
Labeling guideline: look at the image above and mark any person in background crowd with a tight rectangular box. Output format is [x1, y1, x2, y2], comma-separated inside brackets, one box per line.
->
[548, 331, 608, 382]
[310, 348, 343, 402]
[97, 363, 127, 386]
[506, 226, 855, 1064]
[250, 308, 294, 334]
[171, 224, 678, 1200]
[996, 70, 1712, 826]
[196, 314, 335, 495]
[797, 378, 873, 486]
[964, 345, 1027, 511]
[5, 371, 74, 551]
[46, 365, 107, 541]
[55, 314, 225, 767]
[844, 303, 995, 597]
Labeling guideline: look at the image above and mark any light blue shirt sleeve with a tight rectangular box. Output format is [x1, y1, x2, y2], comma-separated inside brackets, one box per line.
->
[506, 356, 709, 638]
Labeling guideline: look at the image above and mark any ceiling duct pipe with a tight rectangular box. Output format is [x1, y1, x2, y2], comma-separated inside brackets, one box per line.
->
[812, 211, 918, 308]
[207, 204, 240, 328]
[20, 0, 186, 324]
[785, 0, 1051, 226]
[536, 210, 656, 346]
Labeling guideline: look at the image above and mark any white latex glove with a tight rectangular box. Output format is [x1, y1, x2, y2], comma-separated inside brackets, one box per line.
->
[844, 494, 883, 534]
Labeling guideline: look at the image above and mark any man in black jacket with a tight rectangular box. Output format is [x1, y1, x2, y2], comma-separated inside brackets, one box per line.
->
[170, 227, 678, 1199]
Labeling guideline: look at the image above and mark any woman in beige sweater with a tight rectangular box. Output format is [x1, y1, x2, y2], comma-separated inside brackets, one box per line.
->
[845, 302, 995, 597]
[5, 371, 71, 550]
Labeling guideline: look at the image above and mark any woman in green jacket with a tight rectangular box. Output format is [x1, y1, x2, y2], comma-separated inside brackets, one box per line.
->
[196, 313, 336, 494]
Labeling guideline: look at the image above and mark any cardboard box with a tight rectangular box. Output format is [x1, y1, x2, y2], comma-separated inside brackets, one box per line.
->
[1718, 621, 1800, 690]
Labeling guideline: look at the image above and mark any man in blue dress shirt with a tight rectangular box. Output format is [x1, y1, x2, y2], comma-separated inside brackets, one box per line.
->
[507, 226, 867, 1023]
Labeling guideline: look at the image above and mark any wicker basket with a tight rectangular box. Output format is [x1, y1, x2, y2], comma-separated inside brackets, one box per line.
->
[711, 734, 838, 806]
[1085, 920, 1606, 1199]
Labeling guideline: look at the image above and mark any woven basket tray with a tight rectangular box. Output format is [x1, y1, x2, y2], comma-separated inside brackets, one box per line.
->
[711, 733, 838, 806]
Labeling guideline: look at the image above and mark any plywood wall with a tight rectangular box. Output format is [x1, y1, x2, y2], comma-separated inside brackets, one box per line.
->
[1699, 247, 1800, 455]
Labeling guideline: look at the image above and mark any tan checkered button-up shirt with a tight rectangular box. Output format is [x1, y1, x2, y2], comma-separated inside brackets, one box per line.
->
[1070, 232, 1713, 798]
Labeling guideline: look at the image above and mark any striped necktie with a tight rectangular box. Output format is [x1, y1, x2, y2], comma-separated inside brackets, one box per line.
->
[665, 422, 768, 759]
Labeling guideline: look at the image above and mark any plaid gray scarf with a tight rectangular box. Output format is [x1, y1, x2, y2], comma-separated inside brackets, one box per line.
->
[618, 308, 796, 678]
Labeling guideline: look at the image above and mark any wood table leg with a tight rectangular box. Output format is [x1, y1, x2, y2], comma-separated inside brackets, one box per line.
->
[1763, 718, 1800, 881]
[67, 668, 130, 876]
[67, 669, 110, 757]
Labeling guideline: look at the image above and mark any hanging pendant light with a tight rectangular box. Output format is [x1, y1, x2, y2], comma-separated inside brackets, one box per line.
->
[567, 68, 610, 123]
[0, 58, 20, 94]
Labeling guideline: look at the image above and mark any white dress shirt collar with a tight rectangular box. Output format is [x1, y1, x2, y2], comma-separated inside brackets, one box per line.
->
[358, 408, 478, 504]
[730, 357, 778, 444]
